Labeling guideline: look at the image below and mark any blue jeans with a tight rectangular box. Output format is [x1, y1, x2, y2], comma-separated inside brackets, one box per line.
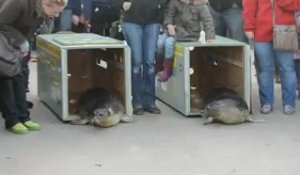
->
[209, 6, 247, 42]
[156, 33, 176, 59]
[254, 42, 297, 108]
[122, 22, 160, 108]
[55, 9, 72, 31]
[295, 59, 300, 88]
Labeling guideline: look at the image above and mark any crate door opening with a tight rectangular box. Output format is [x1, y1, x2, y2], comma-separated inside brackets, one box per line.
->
[67, 48, 130, 117]
[190, 47, 244, 113]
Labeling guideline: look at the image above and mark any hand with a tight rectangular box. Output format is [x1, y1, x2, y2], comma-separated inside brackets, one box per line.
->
[167, 24, 176, 36]
[85, 22, 92, 32]
[123, 2, 132, 11]
[19, 41, 30, 56]
[72, 15, 80, 25]
[245, 31, 254, 40]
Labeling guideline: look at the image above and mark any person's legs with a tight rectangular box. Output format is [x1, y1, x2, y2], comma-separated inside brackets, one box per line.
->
[156, 33, 168, 73]
[0, 77, 20, 128]
[22, 52, 31, 92]
[59, 9, 73, 31]
[12, 74, 30, 123]
[164, 37, 176, 59]
[208, 6, 226, 37]
[254, 42, 275, 113]
[142, 23, 161, 113]
[295, 59, 300, 98]
[122, 22, 144, 114]
[295, 59, 300, 88]
[12, 74, 41, 130]
[274, 50, 297, 114]
[159, 36, 176, 82]
[156, 33, 168, 58]
[0, 77, 28, 134]
[223, 7, 247, 42]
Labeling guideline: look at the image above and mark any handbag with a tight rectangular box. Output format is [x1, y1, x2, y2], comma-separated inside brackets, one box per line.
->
[271, 0, 299, 51]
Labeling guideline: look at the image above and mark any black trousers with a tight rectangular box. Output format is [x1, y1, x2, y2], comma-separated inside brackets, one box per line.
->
[0, 73, 30, 128]
[90, 3, 120, 36]
[22, 51, 31, 92]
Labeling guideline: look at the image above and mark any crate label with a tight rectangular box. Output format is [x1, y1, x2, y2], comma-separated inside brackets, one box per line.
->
[175, 44, 184, 58]
[36, 37, 61, 58]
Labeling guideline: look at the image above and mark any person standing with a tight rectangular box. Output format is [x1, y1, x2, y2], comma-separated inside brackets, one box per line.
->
[208, 0, 247, 42]
[242, 0, 299, 115]
[0, 0, 67, 134]
[121, 0, 166, 115]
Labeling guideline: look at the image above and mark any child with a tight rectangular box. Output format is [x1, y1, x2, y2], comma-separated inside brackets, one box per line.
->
[156, 0, 215, 82]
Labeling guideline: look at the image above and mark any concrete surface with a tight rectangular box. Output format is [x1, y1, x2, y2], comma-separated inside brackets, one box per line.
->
[0, 62, 300, 175]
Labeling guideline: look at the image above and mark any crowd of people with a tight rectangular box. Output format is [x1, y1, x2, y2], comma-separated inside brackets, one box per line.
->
[1, 0, 300, 134]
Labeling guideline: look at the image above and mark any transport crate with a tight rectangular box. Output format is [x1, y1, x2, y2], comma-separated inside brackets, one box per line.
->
[155, 36, 251, 116]
[37, 33, 132, 121]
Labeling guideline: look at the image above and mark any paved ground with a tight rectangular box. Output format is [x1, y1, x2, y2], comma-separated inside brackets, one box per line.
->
[0, 62, 300, 175]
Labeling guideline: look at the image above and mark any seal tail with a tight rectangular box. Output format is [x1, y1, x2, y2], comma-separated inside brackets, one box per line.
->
[246, 116, 265, 123]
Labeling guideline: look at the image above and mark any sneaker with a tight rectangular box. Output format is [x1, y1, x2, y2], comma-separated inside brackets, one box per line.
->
[9, 123, 29, 134]
[283, 105, 295, 115]
[133, 107, 144, 115]
[260, 104, 272, 114]
[144, 105, 161, 114]
[23, 121, 41, 131]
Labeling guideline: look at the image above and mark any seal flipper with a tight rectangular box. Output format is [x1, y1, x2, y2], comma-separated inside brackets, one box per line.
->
[120, 115, 136, 123]
[70, 118, 90, 125]
[204, 116, 214, 125]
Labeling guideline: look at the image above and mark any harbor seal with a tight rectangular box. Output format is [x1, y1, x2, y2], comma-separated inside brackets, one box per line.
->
[202, 88, 263, 124]
[71, 87, 133, 127]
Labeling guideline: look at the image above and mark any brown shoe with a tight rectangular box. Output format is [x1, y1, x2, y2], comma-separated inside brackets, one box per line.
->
[144, 105, 161, 114]
[133, 107, 144, 115]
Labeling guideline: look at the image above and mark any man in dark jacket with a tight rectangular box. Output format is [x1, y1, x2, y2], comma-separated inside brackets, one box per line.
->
[208, 0, 246, 42]
[0, 0, 67, 134]
[83, 0, 122, 35]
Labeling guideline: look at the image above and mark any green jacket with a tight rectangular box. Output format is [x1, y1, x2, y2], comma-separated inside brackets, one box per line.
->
[164, 0, 215, 40]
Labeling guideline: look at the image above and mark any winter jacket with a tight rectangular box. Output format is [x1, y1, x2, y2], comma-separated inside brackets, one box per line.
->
[122, 0, 166, 25]
[0, 0, 48, 41]
[164, 0, 215, 40]
[242, 0, 300, 42]
[83, 0, 122, 21]
[0, 26, 27, 77]
[208, 0, 242, 12]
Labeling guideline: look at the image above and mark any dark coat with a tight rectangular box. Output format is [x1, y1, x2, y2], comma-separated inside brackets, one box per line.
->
[122, 0, 166, 25]
[0, 26, 27, 77]
[208, 0, 242, 12]
[0, 0, 47, 41]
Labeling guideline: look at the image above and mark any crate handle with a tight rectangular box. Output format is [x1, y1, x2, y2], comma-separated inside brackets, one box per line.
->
[96, 58, 108, 69]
